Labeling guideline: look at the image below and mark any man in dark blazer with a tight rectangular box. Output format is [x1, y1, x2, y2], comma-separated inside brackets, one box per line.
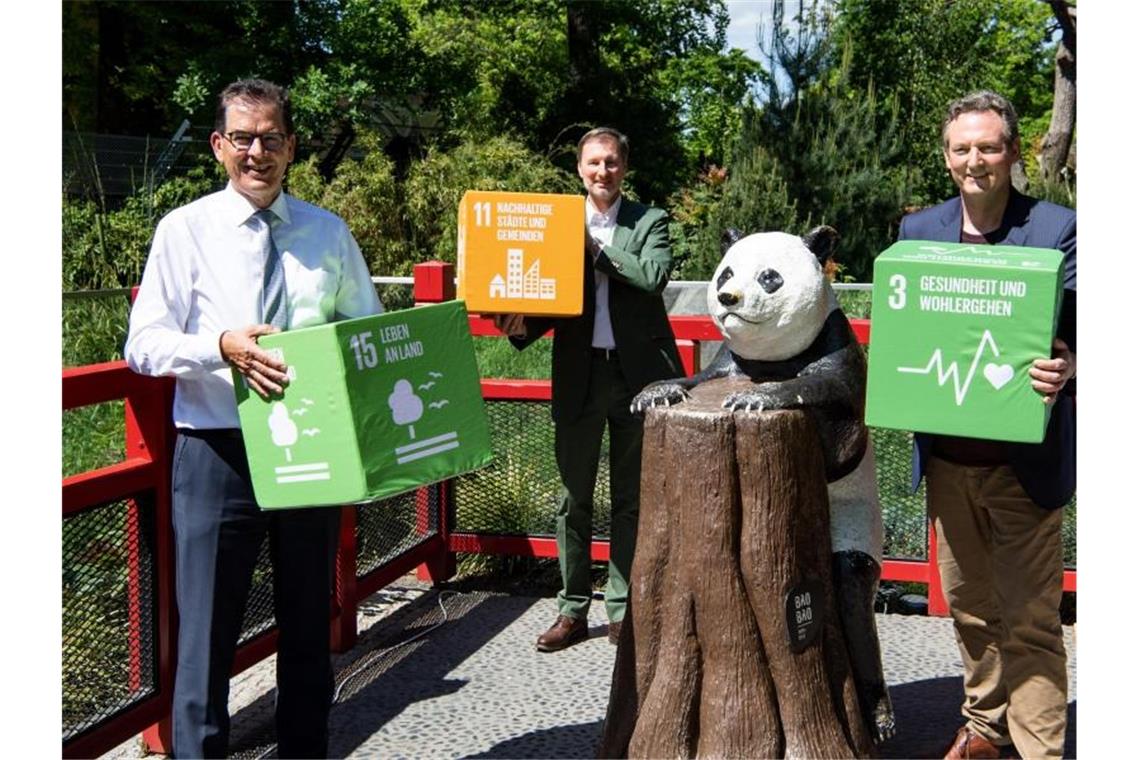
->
[897, 91, 1075, 760]
[496, 127, 683, 652]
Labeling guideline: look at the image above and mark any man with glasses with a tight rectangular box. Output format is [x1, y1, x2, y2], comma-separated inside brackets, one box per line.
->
[126, 78, 381, 758]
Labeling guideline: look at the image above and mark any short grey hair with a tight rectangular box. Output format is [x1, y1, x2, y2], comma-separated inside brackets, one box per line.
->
[214, 78, 294, 135]
[941, 90, 1019, 149]
[577, 127, 629, 164]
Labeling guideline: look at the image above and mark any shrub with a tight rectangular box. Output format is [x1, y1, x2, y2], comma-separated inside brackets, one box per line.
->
[287, 131, 414, 276]
[62, 163, 222, 291]
[404, 135, 580, 264]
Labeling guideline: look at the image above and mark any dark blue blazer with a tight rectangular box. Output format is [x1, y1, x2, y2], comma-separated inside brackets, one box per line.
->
[898, 189, 1076, 509]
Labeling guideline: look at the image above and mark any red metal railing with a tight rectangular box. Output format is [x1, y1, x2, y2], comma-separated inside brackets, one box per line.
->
[62, 261, 1075, 757]
[63, 363, 177, 759]
[63, 366, 450, 754]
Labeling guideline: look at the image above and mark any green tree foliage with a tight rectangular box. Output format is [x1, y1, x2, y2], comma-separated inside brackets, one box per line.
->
[63, 1, 318, 133]
[831, 0, 1056, 203]
[404, 136, 581, 263]
[390, 0, 759, 201]
[62, 0, 758, 205]
[62, 0, 1066, 288]
[689, 2, 910, 282]
[671, 150, 801, 281]
[408, 0, 568, 143]
[62, 164, 221, 290]
[658, 46, 763, 168]
[544, 0, 761, 201]
[751, 67, 911, 281]
[61, 134, 574, 290]
[678, 0, 1061, 281]
[287, 132, 412, 277]
[286, 0, 427, 140]
[291, 131, 581, 277]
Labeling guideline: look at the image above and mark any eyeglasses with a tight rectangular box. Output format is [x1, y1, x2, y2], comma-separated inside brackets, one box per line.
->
[222, 131, 289, 152]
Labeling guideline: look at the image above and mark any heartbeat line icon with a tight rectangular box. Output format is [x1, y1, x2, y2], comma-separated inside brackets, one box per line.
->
[897, 330, 1002, 406]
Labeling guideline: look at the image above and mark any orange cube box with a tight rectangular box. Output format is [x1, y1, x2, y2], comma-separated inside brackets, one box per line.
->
[457, 190, 585, 316]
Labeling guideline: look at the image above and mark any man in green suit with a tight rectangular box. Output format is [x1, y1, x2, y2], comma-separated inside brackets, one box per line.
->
[496, 127, 683, 651]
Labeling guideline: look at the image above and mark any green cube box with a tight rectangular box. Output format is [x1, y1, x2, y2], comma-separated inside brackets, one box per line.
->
[865, 240, 1064, 443]
[235, 301, 494, 509]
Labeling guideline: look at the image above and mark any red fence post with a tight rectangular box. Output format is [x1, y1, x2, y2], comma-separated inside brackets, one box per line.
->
[331, 506, 359, 652]
[413, 261, 456, 304]
[125, 498, 144, 695]
[133, 379, 177, 756]
[676, 338, 701, 377]
[412, 262, 459, 583]
[926, 519, 950, 617]
[415, 483, 457, 584]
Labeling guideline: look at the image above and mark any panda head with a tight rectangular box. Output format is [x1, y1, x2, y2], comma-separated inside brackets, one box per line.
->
[707, 226, 839, 361]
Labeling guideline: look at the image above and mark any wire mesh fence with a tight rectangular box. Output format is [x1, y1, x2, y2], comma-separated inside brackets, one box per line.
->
[63, 129, 216, 201]
[237, 540, 278, 647]
[452, 399, 1063, 565]
[454, 399, 1076, 568]
[356, 490, 434, 578]
[230, 491, 440, 647]
[60, 289, 1076, 745]
[62, 493, 444, 738]
[62, 498, 158, 742]
[872, 427, 929, 560]
[454, 400, 612, 539]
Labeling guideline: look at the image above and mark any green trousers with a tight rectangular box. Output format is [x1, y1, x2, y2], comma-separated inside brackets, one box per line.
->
[553, 353, 643, 623]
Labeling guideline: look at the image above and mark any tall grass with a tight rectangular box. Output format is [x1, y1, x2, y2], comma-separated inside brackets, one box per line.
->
[63, 294, 133, 475]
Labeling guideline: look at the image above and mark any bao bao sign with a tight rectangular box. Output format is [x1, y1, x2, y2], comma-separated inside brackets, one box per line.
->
[457, 190, 585, 316]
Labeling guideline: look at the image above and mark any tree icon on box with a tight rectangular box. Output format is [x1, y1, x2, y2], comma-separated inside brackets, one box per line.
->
[268, 401, 298, 461]
[388, 379, 424, 439]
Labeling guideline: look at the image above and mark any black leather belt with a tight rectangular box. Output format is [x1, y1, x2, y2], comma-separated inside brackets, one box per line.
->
[178, 427, 244, 440]
[591, 347, 617, 360]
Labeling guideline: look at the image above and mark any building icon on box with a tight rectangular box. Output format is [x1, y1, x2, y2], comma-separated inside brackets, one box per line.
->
[489, 248, 556, 300]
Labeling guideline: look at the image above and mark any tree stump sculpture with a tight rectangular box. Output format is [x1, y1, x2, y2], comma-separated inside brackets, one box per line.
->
[599, 378, 874, 759]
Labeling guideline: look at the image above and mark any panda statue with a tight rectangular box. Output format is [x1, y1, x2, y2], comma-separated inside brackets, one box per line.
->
[632, 225, 896, 744]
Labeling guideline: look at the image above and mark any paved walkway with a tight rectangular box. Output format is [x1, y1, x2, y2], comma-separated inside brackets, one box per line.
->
[106, 583, 1077, 759]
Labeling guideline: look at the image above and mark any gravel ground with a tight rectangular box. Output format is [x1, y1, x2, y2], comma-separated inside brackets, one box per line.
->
[100, 577, 1076, 759]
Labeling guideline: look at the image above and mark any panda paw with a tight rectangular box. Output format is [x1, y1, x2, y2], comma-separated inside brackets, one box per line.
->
[722, 389, 778, 412]
[723, 383, 802, 412]
[630, 383, 690, 414]
[871, 694, 897, 744]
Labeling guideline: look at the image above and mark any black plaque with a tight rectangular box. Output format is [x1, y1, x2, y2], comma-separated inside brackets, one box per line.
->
[784, 578, 825, 653]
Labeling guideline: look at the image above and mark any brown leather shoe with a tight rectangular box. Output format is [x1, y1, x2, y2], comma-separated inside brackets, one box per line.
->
[943, 726, 1006, 759]
[607, 619, 622, 645]
[535, 614, 587, 652]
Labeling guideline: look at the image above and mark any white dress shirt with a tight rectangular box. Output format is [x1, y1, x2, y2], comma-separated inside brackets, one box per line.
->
[587, 195, 621, 350]
[126, 182, 383, 429]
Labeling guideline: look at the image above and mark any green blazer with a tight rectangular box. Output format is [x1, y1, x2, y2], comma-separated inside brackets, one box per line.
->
[512, 198, 684, 422]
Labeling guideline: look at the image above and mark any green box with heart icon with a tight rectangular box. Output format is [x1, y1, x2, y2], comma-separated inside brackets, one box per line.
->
[865, 240, 1065, 443]
[233, 300, 494, 509]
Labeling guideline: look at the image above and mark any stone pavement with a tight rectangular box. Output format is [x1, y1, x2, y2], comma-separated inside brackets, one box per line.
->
[106, 583, 1077, 759]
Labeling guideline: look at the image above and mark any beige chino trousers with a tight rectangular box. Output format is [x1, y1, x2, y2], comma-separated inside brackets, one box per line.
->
[926, 456, 1068, 759]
